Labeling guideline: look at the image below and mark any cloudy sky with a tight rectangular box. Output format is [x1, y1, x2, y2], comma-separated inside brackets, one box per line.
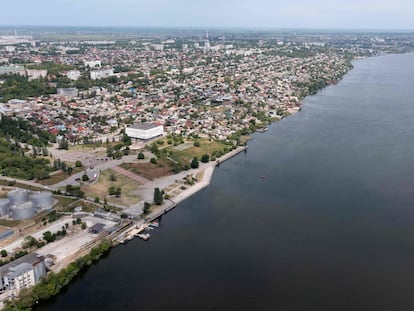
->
[2, 0, 414, 29]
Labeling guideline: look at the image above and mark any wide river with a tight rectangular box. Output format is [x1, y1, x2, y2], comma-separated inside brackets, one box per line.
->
[38, 53, 414, 311]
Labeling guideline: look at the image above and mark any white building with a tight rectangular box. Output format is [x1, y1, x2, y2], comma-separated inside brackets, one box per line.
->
[67, 70, 81, 80]
[125, 123, 164, 140]
[57, 87, 79, 98]
[0, 253, 46, 294]
[90, 68, 114, 80]
[26, 69, 47, 81]
[84, 60, 101, 68]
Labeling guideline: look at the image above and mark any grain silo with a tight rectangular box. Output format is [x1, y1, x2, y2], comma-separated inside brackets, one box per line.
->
[10, 201, 36, 220]
[7, 188, 29, 205]
[0, 198, 10, 216]
[30, 191, 53, 211]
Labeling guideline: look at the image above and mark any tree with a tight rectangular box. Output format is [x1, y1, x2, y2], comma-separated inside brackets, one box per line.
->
[114, 188, 121, 197]
[81, 222, 87, 230]
[153, 187, 164, 205]
[94, 197, 100, 203]
[150, 157, 157, 164]
[43, 231, 55, 243]
[193, 141, 200, 147]
[82, 173, 89, 181]
[0, 249, 7, 257]
[58, 138, 69, 150]
[108, 186, 115, 196]
[190, 157, 199, 169]
[137, 152, 145, 160]
[109, 173, 117, 181]
[75, 160, 82, 167]
[201, 154, 210, 163]
[143, 202, 152, 214]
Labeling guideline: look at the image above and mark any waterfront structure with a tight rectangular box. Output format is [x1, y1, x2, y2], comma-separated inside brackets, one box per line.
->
[0, 253, 46, 293]
[125, 123, 164, 140]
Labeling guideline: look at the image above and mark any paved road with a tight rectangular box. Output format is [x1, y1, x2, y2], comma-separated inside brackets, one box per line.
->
[50, 154, 139, 190]
[0, 175, 49, 190]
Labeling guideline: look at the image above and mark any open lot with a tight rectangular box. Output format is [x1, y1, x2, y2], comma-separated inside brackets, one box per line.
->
[82, 169, 141, 206]
[120, 159, 173, 180]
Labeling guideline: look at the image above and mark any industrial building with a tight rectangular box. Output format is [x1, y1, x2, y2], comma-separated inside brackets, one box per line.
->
[125, 123, 164, 140]
[0, 253, 46, 294]
[1, 189, 54, 221]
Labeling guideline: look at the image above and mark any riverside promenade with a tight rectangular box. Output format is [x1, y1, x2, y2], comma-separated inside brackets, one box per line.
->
[142, 146, 247, 222]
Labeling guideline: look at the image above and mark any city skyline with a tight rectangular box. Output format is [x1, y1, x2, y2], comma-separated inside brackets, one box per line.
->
[2, 0, 414, 30]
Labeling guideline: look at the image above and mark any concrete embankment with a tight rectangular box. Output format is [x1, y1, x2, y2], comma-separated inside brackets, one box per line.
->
[143, 146, 247, 222]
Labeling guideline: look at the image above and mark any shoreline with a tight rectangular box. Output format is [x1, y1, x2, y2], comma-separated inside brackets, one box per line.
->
[142, 146, 247, 222]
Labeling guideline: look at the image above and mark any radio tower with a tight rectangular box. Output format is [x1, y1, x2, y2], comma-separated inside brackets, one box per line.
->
[204, 29, 210, 52]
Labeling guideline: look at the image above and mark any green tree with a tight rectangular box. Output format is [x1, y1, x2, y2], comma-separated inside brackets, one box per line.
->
[143, 202, 152, 214]
[0, 249, 7, 257]
[137, 152, 145, 159]
[43, 231, 55, 243]
[201, 154, 210, 163]
[190, 157, 199, 169]
[82, 173, 89, 181]
[153, 187, 164, 205]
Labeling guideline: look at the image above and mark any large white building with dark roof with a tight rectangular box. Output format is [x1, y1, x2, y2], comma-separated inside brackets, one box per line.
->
[125, 123, 164, 140]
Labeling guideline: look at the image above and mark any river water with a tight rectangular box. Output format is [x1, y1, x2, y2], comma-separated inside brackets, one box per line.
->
[38, 53, 414, 311]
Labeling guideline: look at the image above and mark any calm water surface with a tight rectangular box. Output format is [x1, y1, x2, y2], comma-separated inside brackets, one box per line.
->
[38, 53, 414, 311]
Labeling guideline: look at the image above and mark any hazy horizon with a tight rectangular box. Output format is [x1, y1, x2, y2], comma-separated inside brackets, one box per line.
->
[2, 0, 414, 30]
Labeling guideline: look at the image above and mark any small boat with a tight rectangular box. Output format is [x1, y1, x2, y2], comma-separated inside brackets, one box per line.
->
[137, 233, 150, 241]
[149, 221, 159, 228]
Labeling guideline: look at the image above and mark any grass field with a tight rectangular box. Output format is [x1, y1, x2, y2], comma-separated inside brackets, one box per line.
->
[82, 169, 140, 206]
[167, 139, 228, 164]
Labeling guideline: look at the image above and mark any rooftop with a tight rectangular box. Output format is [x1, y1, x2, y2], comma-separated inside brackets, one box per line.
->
[128, 123, 162, 130]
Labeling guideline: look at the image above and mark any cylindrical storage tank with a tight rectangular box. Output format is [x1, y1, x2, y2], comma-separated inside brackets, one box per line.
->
[30, 191, 53, 211]
[0, 198, 9, 216]
[7, 189, 29, 205]
[10, 201, 36, 220]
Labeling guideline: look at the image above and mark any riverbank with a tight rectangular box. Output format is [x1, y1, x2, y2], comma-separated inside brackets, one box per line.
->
[141, 146, 247, 222]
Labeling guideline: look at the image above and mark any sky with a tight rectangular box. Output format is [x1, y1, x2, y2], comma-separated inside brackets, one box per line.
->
[2, 0, 414, 30]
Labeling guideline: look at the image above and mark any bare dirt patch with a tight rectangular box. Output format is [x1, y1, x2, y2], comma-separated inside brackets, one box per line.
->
[120, 160, 173, 180]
